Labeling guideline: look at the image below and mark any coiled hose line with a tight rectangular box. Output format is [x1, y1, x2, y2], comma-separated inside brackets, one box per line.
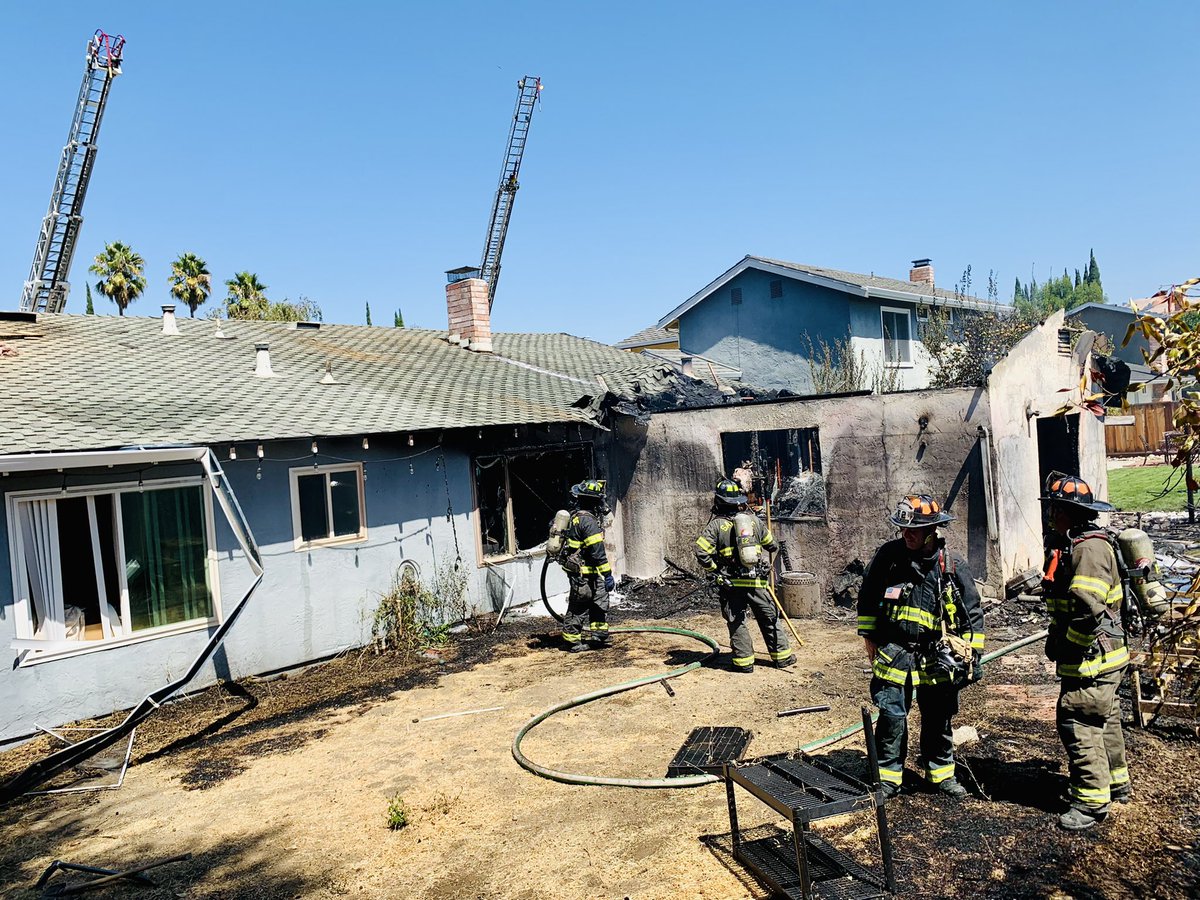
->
[511, 621, 1049, 789]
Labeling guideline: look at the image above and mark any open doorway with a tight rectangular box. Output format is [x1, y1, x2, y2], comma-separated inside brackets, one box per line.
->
[1036, 414, 1080, 539]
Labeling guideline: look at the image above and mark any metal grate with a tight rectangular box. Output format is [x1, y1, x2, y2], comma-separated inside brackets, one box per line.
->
[770, 279, 784, 299]
[731, 287, 743, 305]
[738, 833, 885, 900]
[667, 726, 751, 777]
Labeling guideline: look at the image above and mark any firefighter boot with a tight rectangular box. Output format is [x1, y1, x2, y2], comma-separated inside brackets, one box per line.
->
[1059, 806, 1107, 831]
[932, 777, 968, 798]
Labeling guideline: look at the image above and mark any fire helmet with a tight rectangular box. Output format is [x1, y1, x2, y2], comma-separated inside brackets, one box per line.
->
[1040, 473, 1114, 513]
[714, 478, 748, 508]
[570, 479, 606, 505]
[888, 494, 954, 528]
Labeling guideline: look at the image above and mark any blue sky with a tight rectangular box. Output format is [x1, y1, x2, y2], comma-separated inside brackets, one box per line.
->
[2, 2, 1196, 342]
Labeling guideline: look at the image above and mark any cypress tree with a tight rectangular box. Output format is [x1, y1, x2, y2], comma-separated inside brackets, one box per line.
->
[1074, 269, 1081, 289]
[394, 308, 405, 328]
[366, 301, 372, 326]
[1013, 276, 1023, 302]
[85, 283, 95, 314]
[1087, 249, 1101, 287]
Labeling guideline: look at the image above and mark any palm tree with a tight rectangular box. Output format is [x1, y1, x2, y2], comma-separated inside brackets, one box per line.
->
[224, 272, 269, 319]
[168, 253, 212, 317]
[89, 241, 146, 316]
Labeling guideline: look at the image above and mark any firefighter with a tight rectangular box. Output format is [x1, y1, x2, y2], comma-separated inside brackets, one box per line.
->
[1040, 473, 1131, 831]
[561, 480, 615, 653]
[857, 495, 985, 799]
[695, 478, 795, 673]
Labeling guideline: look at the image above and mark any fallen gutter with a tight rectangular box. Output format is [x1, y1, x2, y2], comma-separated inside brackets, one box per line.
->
[0, 447, 263, 805]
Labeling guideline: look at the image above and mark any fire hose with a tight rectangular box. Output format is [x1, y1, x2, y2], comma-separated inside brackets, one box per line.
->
[511, 626, 1050, 789]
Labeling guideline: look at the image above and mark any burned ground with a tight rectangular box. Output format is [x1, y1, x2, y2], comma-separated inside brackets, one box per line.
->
[1, 579, 1198, 899]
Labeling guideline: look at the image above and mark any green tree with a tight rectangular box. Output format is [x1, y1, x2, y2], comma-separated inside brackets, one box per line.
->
[85, 283, 95, 315]
[366, 302, 373, 326]
[224, 272, 269, 319]
[394, 308, 405, 328]
[1086, 248, 1100, 285]
[88, 241, 146, 316]
[168, 252, 212, 317]
[1013, 276, 1023, 303]
[1074, 268, 1082, 289]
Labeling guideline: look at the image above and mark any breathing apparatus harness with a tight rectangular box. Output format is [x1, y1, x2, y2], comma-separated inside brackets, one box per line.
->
[883, 546, 976, 684]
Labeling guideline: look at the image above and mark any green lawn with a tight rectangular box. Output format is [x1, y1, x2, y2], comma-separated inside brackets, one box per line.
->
[1107, 464, 1190, 512]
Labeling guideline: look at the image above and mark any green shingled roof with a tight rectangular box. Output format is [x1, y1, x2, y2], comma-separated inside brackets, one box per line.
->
[0, 314, 676, 454]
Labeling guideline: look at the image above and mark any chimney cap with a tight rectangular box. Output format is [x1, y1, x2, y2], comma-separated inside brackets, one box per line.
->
[446, 266, 482, 284]
[911, 258, 932, 268]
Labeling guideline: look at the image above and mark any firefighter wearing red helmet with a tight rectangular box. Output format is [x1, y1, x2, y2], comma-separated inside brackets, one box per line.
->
[857, 494, 985, 800]
[1040, 473, 1130, 831]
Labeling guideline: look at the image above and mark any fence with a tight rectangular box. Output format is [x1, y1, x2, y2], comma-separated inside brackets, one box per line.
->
[1106, 401, 1175, 457]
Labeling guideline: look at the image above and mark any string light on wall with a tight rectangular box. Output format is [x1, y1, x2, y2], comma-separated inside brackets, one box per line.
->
[408, 434, 414, 447]
[362, 437, 369, 450]
[257, 445, 264, 459]
[229, 447, 237, 460]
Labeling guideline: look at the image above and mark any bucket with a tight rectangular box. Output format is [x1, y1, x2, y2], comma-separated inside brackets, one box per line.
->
[778, 571, 822, 618]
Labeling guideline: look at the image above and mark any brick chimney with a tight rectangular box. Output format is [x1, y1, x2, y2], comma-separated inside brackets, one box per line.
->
[909, 258, 934, 286]
[445, 267, 492, 353]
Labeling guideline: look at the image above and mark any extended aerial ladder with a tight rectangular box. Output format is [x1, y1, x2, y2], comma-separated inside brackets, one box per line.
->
[20, 30, 125, 314]
[478, 76, 542, 308]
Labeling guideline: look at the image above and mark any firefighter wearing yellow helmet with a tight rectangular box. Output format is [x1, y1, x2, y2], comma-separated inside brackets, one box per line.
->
[858, 494, 985, 800]
[1040, 473, 1130, 831]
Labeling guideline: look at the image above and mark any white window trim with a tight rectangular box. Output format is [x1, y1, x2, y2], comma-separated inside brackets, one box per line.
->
[288, 462, 368, 551]
[880, 305, 914, 369]
[6, 476, 221, 665]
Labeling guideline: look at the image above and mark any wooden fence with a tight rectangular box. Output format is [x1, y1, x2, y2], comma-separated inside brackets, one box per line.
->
[1106, 401, 1175, 457]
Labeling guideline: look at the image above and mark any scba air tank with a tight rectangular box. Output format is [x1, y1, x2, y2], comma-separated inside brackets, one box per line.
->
[733, 512, 761, 568]
[547, 509, 571, 555]
[1117, 528, 1170, 617]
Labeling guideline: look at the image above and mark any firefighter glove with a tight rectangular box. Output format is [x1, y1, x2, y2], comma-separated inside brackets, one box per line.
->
[603, 574, 615, 592]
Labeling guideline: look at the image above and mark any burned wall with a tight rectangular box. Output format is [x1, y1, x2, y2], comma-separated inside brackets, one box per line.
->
[620, 388, 1001, 598]
[987, 310, 1108, 579]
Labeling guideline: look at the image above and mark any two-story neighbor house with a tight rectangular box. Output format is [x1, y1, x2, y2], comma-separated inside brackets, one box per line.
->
[654, 255, 1010, 393]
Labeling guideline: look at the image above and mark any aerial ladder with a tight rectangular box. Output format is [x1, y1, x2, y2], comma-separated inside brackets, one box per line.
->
[478, 76, 542, 308]
[20, 30, 125, 314]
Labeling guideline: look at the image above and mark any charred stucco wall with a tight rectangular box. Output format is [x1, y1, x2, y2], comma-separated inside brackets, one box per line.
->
[619, 387, 1000, 597]
[987, 310, 1108, 579]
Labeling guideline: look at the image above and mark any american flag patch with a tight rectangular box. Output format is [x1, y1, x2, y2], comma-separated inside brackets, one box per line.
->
[884, 586, 904, 600]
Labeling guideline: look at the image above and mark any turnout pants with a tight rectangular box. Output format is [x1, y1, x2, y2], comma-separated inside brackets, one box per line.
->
[562, 575, 610, 647]
[719, 586, 791, 670]
[1057, 667, 1129, 812]
[871, 675, 960, 788]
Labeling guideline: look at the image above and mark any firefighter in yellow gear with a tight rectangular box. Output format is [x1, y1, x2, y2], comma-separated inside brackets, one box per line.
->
[560, 480, 614, 653]
[857, 494, 985, 800]
[694, 479, 795, 673]
[1041, 473, 1131, 831]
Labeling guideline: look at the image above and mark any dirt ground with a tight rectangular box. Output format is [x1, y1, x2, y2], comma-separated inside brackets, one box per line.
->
[2, 580, 1199, 900]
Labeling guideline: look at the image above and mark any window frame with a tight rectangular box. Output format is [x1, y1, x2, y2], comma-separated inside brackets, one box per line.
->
[288, 462, 368, 551]
[472, 443, 594, 565]
[5, 476, 221, 665]
[880, 306, 914, 369]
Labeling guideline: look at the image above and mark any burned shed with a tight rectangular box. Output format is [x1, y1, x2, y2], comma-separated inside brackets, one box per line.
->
[617, 311, 1108, 596]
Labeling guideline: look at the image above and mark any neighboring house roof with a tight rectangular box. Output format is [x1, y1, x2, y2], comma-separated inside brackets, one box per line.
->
[1068, 302, 1136, 317]
[615, 324, 678, 349]
[638, 348, 741, 387]
[0, 314, 680, 454]
[658, 255, 1011, 327]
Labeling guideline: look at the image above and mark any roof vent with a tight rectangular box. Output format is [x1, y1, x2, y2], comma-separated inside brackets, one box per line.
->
[0, 311, 36, 323]
[254, 343, 275, 378]
[319, 360, 338, 384]
[161, 304, 179, 336]
[291, 321, 321, 331]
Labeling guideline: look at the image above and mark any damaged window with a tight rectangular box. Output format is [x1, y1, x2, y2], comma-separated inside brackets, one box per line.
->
[10, 481, 216, 655]
[289, 463, 367, 549]
[721, 428, 825, 520]
[475, 444, 593, 559]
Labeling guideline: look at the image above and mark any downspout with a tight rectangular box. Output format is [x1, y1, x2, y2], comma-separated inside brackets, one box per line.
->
[977, 425, 999, 541]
